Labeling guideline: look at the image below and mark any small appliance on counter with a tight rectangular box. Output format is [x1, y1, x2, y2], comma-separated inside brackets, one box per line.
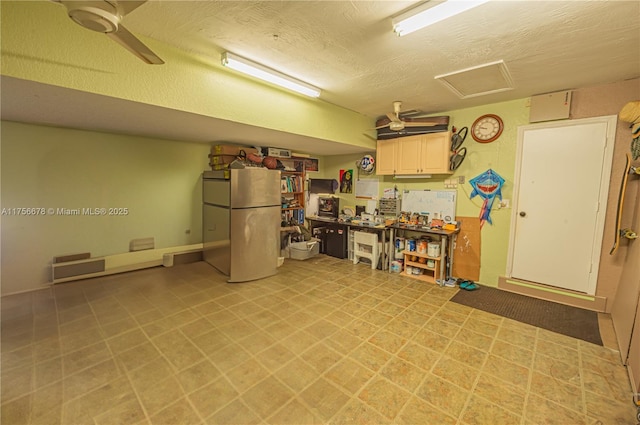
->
[318, 196, 339, 219]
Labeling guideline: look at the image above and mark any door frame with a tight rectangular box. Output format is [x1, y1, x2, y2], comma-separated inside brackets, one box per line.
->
[506, 115, 616, 295]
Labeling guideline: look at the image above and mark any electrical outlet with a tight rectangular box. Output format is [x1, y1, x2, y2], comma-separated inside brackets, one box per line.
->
[458, 176, 465, 184]
[498, 199, 510, 209]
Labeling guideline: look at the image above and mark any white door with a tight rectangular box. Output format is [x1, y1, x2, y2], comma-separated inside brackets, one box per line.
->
[508, 116, 616, 294]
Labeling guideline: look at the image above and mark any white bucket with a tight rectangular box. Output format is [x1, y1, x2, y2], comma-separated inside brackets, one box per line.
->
[405, 266, 413, 275]
[427, 242, 441, 258]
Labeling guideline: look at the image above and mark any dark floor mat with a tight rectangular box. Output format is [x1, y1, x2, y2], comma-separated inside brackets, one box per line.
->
[450, 285, 603, 346]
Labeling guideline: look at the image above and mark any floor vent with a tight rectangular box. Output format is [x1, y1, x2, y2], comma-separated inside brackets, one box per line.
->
[52, 258, 106, 280]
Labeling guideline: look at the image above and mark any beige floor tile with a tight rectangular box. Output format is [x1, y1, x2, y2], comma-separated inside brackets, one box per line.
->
[533, 352, 581, 386]
[358, 376, 412, 420]
[176, 359, 221, 394]
[205, 399, 261, 425]
[329, 398, 393, 425]
[267, 398, 325, 424]
[149, 397, 202, 425]
[396, 341, 441, 371]
[368, 329, 407, 354]
[396, 396, 457, 425]
[380, 357, 426, 392]
[524, 394, 587, 425]
[242, 376, 296, 419]
[490, 339, 534, 367]
[299, 378, 350, 422]
[584, 389, 637, 423]
[495, 326, 536, 351]
[482, 354, 531, 391]
[323, 328, 362, 354]
[473, 373, 526, 417]
[300, 341, 343, 373]
[152, 330, 206, 371]
[1, 394, 31, 425]
[94, 397, 146, 425]
[61, 376, 135, 424]
[432, 356, 480, 391]
[325, 357, 374, 395]
[207, 343, 251, 373]
[275, 357, 322, 393]
[349, 341, 392, 372]
[461, 394, 521, 425]
[188, 376, 238, 418]
[423, 318, 461, 339]
[62, 359, 121, 402]
[226, 358, 270, 393]
[138, 375, 187, 416]
[416, 373, 470, 418]
[254, 342, 296, 372]
[2, 260, 636, 425]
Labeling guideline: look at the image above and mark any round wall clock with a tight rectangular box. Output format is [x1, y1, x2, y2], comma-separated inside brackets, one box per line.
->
[471, 114, 504, 143]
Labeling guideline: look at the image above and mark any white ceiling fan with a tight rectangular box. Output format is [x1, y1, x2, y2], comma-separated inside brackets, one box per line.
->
[52, 0, 164, 64]
[375, 101, 433, 131]
[376, 100, 424, 131]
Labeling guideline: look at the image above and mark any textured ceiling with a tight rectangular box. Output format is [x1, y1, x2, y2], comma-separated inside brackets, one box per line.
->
[128, 0, 640, 118]
[2, 0, 639, 155]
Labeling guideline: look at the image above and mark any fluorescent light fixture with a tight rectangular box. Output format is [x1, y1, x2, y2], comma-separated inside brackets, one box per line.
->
[221, 52, 321, 98]
[392, 0, 490, 36]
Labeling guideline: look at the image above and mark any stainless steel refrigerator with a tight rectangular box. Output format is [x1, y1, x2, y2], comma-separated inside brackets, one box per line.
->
[202, 168, 281, 282]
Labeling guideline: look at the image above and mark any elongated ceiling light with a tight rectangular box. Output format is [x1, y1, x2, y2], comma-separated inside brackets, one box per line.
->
[392, 0, 490, 36]
[221, 52, 321, 98]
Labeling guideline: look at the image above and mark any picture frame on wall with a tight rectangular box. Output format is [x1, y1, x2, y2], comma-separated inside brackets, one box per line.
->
[302, 158, 319, 172]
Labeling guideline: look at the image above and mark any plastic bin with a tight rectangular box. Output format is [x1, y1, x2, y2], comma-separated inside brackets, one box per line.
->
[289, 238, 320, 260]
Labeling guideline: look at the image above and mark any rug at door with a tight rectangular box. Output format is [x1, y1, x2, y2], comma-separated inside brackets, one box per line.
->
[450, 285, 603, 346]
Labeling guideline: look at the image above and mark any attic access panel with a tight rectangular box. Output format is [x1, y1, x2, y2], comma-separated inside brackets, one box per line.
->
[435, 60, 514, 99]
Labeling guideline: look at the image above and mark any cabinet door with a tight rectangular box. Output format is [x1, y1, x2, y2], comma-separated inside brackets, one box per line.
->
[421, 132, 452, 174]
[396, 135, 423, 174]
[376, 139, 398, 175]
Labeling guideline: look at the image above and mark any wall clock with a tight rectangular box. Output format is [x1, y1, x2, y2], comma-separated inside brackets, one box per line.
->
[471, 114, 504, 143]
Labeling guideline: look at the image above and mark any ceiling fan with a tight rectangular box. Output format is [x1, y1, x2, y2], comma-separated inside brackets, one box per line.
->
[375, 101, 436, 131]
[52, 0, 164, 64]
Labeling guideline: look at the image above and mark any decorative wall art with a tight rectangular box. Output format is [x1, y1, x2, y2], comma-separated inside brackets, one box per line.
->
[469, 169, 505, 228]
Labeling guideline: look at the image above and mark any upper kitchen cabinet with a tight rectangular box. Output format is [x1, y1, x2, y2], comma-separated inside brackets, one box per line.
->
[376, 132, 452, 176]
[376, 139, 398, 175]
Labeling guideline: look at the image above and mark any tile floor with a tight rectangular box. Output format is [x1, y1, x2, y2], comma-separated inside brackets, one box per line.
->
[1, 255, 636, 425]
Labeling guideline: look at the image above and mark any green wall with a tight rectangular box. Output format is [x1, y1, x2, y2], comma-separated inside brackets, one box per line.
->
[1, 121, 210, 294]
[0, 1, 373, 150]
[319, 98, 530, 287]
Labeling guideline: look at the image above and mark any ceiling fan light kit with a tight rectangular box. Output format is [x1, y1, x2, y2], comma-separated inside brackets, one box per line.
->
[221, 52, 321, 98]
[55, 0, 164, 64]
[392, 0, 490, 36]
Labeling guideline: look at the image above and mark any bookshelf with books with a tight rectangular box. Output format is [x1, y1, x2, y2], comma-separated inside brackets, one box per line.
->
[281, 170, 305, 225]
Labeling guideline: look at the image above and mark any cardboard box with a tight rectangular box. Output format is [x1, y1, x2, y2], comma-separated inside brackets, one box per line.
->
[209, 154, 238, 165]
[210, 144, 258, 156]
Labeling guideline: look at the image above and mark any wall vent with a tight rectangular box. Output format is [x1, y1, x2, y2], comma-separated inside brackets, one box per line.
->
[130, 237, 155, 252]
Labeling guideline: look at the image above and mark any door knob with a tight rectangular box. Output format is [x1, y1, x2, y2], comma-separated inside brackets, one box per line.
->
[519, 211, 526, 217]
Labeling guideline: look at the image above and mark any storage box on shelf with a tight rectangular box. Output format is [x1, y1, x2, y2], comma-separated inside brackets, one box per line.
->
[402, 249, 440, 284]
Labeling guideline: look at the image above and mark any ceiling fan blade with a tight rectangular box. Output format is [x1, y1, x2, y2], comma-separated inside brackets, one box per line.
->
[386, 113, 400, 122]
[398, 109, 423, 118]
[117, 0, 147, 15]
[403, 122, 438, 127]
[107, 25, 164, 64]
